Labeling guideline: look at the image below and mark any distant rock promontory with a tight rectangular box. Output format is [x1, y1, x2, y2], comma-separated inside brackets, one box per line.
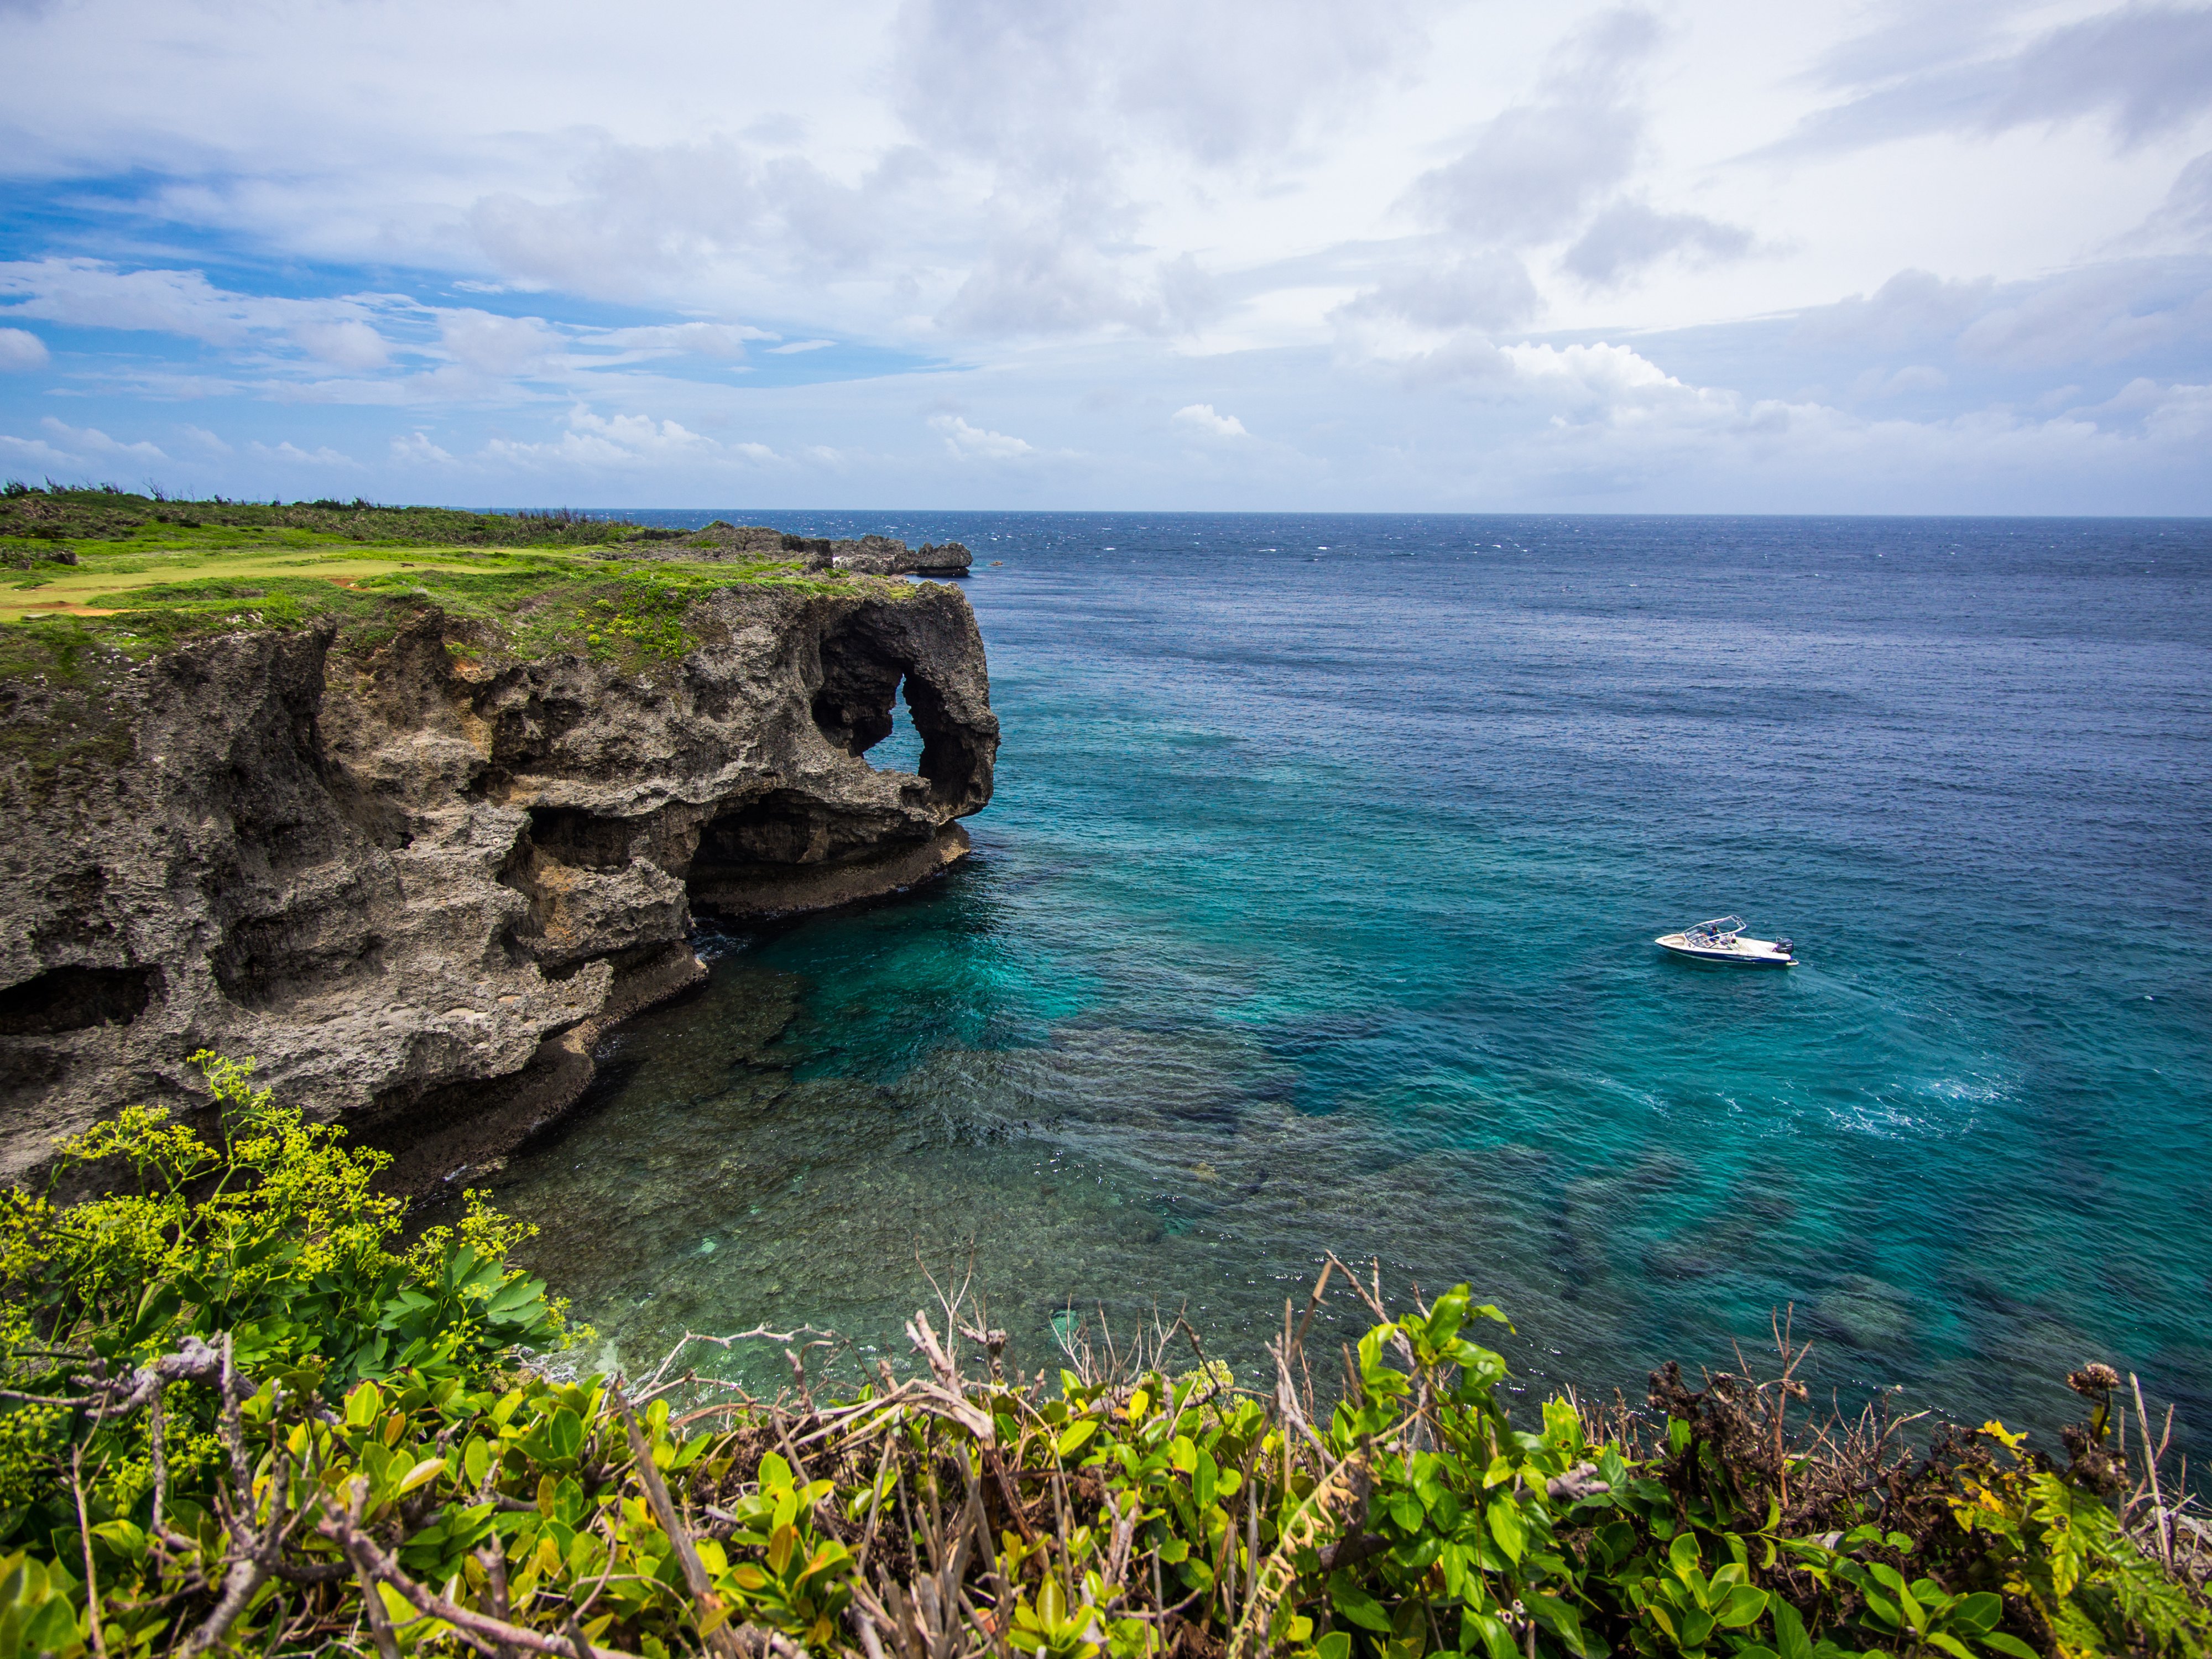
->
[669, 523, 973, 577]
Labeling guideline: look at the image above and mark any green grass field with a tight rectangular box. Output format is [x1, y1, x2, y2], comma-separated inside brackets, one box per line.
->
[3, 545, 509, 618]
[0, 491, 895, 728]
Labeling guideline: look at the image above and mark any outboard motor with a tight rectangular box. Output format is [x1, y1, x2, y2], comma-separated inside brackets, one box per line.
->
[1776, 938, 1794, 958]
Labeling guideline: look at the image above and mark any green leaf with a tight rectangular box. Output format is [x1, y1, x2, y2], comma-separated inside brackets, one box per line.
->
[1860, 1592, 1902, 1632]
[1463, 1610, 1516, 1659]
[124, 1281, 181, 1347]
[1976, 1637, 2040, 1659]
[1526, 1595, 1595, 1659]
[1427, 1288, 1469, 1348]
[89, 1521, 147, 1563]
[23, 1596, 81, 1657]
[463, 1437, 490, 1489]
[545, 1407, 585, 1462]
[1330, 1582, 1394, 1634]
[1952, 1593, 2000, 1638]
[1771, 1598, 1813, 1659]
[485, 1276, 544, 1316]
[344, 1382, 383, 1429]
[1486, 1495, 1525, 1564]
[394, 1457, 447, 1498]
[1716, 1586, 1768, 1628]
[1057, 1418, 1098, 1459]
[1390, 1494, 1423, 1533]
[1316, 1634, 1352, 1659]
[1439, 1541, 1473, 1601]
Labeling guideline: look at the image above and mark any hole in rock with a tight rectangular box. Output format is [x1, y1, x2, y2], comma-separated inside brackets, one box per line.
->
[523, 806, 637, 872]
[870, 689, 926, 775]
[0, 965, 156, 1036]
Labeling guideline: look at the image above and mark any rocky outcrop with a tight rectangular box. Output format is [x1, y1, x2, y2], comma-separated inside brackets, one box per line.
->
[0, 579, 996, 1186]
[666, 525, 971, 578]
[844, 540, 971, 577]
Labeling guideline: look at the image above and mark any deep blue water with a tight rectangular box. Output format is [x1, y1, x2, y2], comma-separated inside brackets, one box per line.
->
[486, 513, 2211, 1457]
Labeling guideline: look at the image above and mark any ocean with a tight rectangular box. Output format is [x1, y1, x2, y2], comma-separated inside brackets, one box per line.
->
[482, 512, 2211, 1458]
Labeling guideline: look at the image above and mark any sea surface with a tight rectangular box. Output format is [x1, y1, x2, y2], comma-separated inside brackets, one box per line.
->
[482, 513, 2211, 1458]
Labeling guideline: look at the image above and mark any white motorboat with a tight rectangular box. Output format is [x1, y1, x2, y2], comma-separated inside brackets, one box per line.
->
[1655, 916, 1796, 967]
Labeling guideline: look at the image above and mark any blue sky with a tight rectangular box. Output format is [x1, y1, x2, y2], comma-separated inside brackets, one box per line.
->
[3, 0, 2210, 513]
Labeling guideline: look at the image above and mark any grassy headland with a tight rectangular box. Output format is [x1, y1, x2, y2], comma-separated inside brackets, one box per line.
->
[0, 487, 910, 800]
[0, 486, 870, 686]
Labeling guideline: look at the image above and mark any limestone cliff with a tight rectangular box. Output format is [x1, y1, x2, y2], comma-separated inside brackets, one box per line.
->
[0, 578, 996, 1187]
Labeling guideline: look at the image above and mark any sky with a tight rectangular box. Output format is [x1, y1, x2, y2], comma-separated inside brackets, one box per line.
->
[2, 0, 2210, 513]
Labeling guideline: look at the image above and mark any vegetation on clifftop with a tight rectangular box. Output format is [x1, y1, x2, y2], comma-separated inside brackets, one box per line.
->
[1, 483, 682, 552]
[0, 487, 915, 790]
[1, 1060, 2204, 1658]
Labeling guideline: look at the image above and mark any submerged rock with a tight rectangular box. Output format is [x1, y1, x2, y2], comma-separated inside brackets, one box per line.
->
[0, 580, 997, 1187]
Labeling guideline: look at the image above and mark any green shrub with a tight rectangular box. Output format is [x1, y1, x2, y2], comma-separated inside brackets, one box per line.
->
[0, 1052, 564, 1547]
[0, 1061, 2202, 1658]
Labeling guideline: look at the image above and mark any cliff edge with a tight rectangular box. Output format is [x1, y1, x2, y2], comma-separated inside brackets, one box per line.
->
[0, 508, 997, 1188]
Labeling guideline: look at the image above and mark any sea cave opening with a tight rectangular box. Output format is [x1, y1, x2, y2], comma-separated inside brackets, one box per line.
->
[868, 683, 926, 775]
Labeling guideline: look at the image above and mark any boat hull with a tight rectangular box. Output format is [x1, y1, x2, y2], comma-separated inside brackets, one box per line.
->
[1655, 933, 1796, 967]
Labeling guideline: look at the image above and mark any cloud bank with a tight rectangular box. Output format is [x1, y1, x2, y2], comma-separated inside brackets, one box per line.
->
[0, 0, 2206, 510]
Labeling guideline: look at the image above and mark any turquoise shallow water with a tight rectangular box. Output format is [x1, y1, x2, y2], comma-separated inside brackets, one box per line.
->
[486, 514, 2211, 1455]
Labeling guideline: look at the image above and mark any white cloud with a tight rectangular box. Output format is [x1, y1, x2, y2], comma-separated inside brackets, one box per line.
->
[893, 0, 1436, 173]
[928, 413, 1034, 460]
[0, 328, 49, 371]
[1501, 340, 1688, 401]
[40, 415, 166, 460]
[1171, 403, 1250, 440]
[0, 0, 2208, 510]
[1953, 264, 2212, 367]
[438, 310, 562, 377]
[1849, 363, 1950, 399]
[249, 439, 358, 467]
[291, 319, 390, 371]
[2133, 149, 2212, 247]
[0, 415, 167, 472]
[482, 404, 720, 469]
[1406, 8, 1659, 246]
[1786, 3, 2212, 155]
[1339, 251, 1541, 333]
[390, 431, 456, 465]
[0, 259, 263, 344]
[589, 322, 770, 359]
[1795, 269, 1995, 351]
[1561, 201, 1752, 287]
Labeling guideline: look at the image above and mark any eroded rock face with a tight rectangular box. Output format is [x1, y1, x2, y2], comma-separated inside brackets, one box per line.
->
[0, 580, 996, 1186]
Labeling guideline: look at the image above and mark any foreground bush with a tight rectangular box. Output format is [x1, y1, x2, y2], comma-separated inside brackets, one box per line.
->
[0, 1061, 2204, 1658]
